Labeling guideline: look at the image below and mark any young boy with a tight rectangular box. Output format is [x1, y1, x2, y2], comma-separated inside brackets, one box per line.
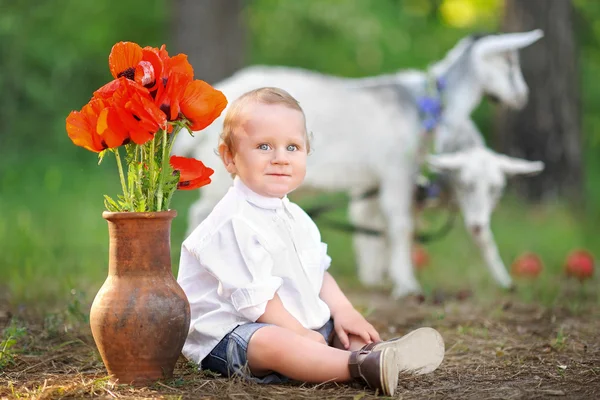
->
[177, 87, 444, 396]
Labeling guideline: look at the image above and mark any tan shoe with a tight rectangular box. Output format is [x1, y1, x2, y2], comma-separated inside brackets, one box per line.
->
[349, 343, 400, 396]
[372, 327, 445, 375]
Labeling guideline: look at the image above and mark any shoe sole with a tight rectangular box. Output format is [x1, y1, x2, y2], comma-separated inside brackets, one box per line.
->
[379, 347, 400, 396]
[378, 327, 445, 375]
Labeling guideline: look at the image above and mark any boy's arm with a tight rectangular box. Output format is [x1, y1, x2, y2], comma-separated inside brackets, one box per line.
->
[320, 272, 381, 348]
[256, 293, 304, 333]
[257, 293, 326, 344]
[319, 272, 354, 317]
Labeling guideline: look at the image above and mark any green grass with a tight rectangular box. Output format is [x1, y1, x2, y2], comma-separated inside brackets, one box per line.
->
[2, 154, 598, 315]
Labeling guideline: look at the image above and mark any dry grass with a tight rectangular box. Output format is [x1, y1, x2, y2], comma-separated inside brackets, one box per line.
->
[1, 290, 599, 400]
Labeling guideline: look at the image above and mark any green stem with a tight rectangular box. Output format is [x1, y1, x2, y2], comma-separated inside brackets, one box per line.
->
[148, 135, 157, 210]
[114, 148, 130, 211]
[167, 124, 183, 156]
[156, 128, 169, 211]
[1, 335, 11, 354]
[130, 146, 136, 203]
[162, 124, 183, 211]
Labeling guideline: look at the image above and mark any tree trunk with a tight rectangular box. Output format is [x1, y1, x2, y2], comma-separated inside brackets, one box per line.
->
[172, 0, 246, 84]
[495, 0, 582, 202]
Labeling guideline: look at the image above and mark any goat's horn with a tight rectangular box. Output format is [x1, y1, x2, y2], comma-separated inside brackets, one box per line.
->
[474, 29, 544, 56]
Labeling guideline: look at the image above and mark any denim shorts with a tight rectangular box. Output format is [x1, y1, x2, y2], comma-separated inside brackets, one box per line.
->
[200, 319, 335, 384]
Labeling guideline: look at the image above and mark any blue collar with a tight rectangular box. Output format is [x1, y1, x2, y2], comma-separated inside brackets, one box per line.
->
[417, 76, 445, 132]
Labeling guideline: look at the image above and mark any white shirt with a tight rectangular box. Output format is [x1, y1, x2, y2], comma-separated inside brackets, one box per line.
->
[177, 177, 332, 364]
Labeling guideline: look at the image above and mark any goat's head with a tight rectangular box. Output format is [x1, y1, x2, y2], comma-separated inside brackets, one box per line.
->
[471, 30, 543, 110]
[427, 147, 544, 237]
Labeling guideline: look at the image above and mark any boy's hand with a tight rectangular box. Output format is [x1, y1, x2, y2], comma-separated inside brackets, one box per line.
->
[332, 307, 381, 349]
[301, 328, 327, 345]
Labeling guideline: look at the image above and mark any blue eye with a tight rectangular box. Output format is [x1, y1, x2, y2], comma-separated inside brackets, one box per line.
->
[287, 144, 298, 151]
[258, 144, 270, 151]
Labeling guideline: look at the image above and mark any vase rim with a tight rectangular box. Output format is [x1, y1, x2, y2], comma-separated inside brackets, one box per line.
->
[102, 210, 177, 220]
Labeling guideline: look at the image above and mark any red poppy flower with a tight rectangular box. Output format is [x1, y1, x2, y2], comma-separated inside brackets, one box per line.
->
[165, 54, 194, 79]
[66, 99, 107, 152]
[170, 156, 214, 190]
[150, 45, 194, 80]
[97, 106, 130, 147]
[94, 76, 148, 100]
[153, 44, 170, 70]
[180, 80, 228, 131]
[154, 72, 192, 121]
[147, 45, 195, 122]
[109, 42, 163, 91]
[135, 48, 163, 91]
[93, 77, 167, 145]
[66, 98, 130, 152]
[109, 42, 143, 80]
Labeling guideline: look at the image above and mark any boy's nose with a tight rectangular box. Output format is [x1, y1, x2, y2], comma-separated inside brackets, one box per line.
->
[271, 148, 290, 164]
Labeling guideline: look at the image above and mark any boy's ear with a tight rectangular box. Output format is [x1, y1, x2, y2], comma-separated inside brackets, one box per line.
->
[218, 143, 237, 174]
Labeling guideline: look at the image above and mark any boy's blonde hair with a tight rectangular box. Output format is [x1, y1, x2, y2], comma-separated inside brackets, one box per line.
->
[219, 87, 311, 154]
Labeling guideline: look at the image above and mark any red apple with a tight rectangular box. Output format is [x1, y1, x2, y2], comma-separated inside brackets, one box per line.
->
[564, 249, 595, 281]
[511, 252, 543, 278]
[412, 244, 430, 270]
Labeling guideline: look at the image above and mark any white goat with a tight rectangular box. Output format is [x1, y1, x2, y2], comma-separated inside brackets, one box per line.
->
[427, 118, 544, 288]
[173, 30, 544, 298]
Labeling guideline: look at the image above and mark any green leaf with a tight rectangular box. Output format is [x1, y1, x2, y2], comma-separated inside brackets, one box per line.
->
[103, 195, 120, 212]
[97, 150, 108, 165]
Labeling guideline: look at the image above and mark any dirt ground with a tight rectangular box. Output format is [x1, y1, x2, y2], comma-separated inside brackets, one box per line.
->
[1, 290, 599, 400]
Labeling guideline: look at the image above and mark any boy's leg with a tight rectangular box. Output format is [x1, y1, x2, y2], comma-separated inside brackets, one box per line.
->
[246, 325, 401, 396]
[371, 327, 445, 375]
[331, 328, 445, 375]
[246, 325, 351, 382]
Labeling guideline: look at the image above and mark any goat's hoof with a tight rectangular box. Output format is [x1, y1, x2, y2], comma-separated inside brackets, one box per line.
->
[391, 287, 423, 301]
[456, 289, 473, 301]
[506, 284, 517, 293]
[398, 293, 426, 304]
[414, 294, 427, 304]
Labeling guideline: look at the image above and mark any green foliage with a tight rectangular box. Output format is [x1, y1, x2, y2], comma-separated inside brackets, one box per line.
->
[551, 327, 567, 351]
[0, 0, 168, 155]
[0, 320, 27, 370]
[101, 126, 184, 213]
[43, 289, 90, 337]
[247, 0, 498, 78]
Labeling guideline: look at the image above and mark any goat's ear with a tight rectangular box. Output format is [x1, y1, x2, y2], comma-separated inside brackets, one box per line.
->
[496, 154, 544, 176]
[427, 153, 464, 172]
[474, 29, 544, 57]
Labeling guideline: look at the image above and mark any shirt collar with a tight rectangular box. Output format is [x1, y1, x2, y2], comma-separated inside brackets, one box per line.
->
[233, 177, 291, 211]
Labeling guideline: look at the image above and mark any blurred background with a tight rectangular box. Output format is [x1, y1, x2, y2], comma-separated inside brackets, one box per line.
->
[1, 0, 598, 318]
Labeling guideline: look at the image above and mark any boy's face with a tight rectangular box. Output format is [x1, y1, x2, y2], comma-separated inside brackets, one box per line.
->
[221, 102, 308, 198]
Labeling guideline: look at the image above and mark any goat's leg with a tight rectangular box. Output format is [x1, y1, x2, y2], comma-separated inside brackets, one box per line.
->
[472, 226, 513, 289]
[349, 196, 389, 287]
[379, 180, 422, 298]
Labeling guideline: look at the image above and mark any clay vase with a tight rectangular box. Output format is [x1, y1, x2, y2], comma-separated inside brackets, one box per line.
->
[90, 210, 190, 386]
